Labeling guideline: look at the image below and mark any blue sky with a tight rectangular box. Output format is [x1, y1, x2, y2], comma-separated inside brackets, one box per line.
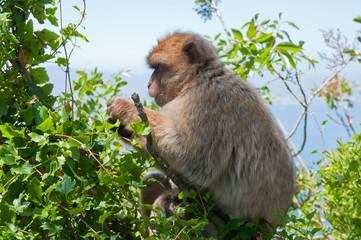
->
[58, 0, 361, 74]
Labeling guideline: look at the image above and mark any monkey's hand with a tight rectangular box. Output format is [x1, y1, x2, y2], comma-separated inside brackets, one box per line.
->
[107, 97, 139, 124]
[106, 97, 139, 138]
[107, 97, 150, 156]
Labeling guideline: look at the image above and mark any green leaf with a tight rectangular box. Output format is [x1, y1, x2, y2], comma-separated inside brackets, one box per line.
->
[29, 132, 48, 146]
[349, 160, 359, 171]
[12, 198, 31, 214]
[282, 21, 300, 30]
[282, 51, 297, 69]
[0, 99, 12, 117]
[56, 174, 76, 195]
[279, 12, 284, 20]
[0, 143, 20, 165]
[19, 105, 35, 125]
[34, 102, 49, 124]
[352, 132, 361, 141]
[42, 83, 54, 96]
[279, 53, 290, 70]
[178, 189, 197, 200]
[246, 19, 257, 40]
[41, 223, 63, 235]
[13, 163, 34, 175]
[30, 67, 49, 84]
[231, 29, 243, 40]
[0, 123, 26, 139]
[254, 33, 273, 43]
[36, 117, 55, 133]
[98, 212, 112, 224]
[224, 44, 234, 54]
[55, 57, 67, 67]
[260, 19, 270, 25]
[276, 42, 302, 53]
[353, 15, 361, 24]
[38, 29, 59, 42]
[28, 177, 42, 204]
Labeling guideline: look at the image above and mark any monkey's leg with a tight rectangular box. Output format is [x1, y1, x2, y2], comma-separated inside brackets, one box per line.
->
[140, 172, 172, 217]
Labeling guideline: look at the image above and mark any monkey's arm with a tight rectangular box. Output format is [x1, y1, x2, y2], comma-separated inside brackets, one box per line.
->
[143, 106, 230, 188]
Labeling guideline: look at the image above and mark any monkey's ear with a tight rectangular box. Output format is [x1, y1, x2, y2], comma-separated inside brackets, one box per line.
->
[183, 41, 201, 64]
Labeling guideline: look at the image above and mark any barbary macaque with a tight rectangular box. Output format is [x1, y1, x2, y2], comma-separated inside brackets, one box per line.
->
[107, 32, 295, 234]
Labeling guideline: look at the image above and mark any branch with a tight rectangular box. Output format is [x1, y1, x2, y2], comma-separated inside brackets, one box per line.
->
[209, 0, 232, 40]
[286, 62, 348, 140]
[276, 118, 310, 176]
[9, 59, 32, 85]
[130, 93, 191, 192]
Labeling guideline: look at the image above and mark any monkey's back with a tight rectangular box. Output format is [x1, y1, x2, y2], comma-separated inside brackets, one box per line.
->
[164, 65, 295, 224]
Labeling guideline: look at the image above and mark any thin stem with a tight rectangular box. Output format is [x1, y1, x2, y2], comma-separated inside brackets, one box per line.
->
[209, 0, 231, 40]
[287, 62, 348, 140]
[276, 118, 310, 176]
[17, 229, 42, 240]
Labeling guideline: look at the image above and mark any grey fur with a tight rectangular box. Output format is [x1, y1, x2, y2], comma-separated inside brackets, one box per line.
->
[107, 32, 295, 229]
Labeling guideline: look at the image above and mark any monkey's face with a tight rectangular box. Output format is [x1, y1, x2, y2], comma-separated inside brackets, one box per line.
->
[147, 63, 168, 107]
[146, 32, 218, 107]
[147, 39, 186, 107]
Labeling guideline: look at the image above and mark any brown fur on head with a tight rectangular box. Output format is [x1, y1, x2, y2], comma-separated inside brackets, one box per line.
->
[146, 32, 218, 106]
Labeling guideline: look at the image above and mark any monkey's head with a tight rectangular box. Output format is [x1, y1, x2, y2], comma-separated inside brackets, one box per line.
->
[146, 32, 219, 106]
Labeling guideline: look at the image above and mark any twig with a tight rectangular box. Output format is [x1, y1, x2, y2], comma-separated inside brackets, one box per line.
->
[276, 118, 310, 176]
[264, 219, 284, 240]
[209, 0, 232, 40]
[2, 174, 19, 189]
[131, 93, 148, 123]
[59, 0, 75, 119]
[17, 229, 42, 240]
[59, 205, 99, 235]
[286, 62, 348, 140]
[274, 69, 306, 108]
[9, 59, 32, 85]
[130, 93, 191, 192]
[174, 225, 187, 240]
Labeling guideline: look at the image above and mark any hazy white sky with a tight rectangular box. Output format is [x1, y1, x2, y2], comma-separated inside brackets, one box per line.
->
[57, 0, 361, 74]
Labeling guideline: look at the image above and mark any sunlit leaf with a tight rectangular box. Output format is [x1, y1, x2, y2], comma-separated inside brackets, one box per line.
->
[0, 123, 26, 139]
[276, 42, 302, 53]
[246, 19, 257, 40]
[231, 28, 243, 40]
[254, 33, 273, 43]
[353, 15, 361, 24]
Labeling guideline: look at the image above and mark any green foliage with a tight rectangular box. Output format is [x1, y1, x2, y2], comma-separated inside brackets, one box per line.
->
[193, 0, 221, 22]
[210, 13, 317, 80]
[318, 136, 361, 238]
